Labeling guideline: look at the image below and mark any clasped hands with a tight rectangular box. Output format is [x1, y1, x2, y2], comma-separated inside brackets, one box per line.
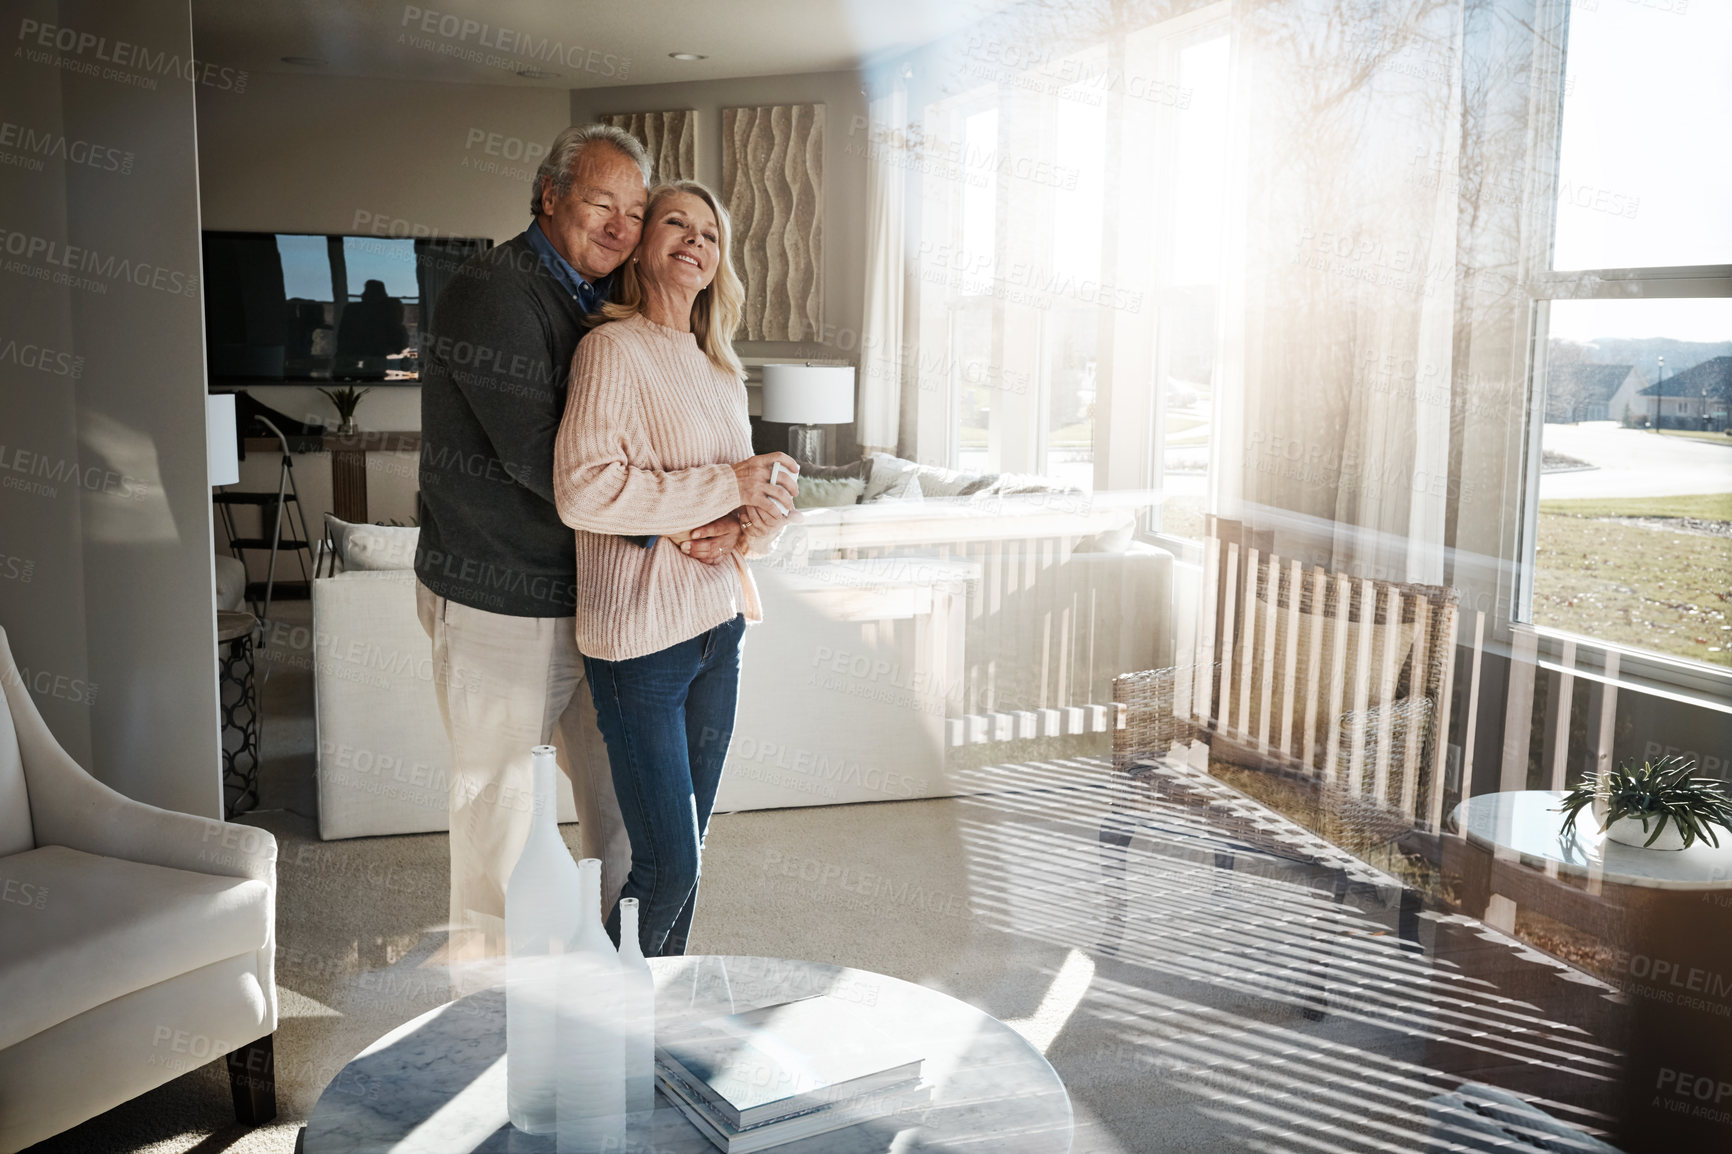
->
[679, 452, 801, 565]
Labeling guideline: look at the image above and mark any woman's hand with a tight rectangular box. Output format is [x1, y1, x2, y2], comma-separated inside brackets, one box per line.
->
[731, 453, 800, 519]
[738, 499, 799, 538]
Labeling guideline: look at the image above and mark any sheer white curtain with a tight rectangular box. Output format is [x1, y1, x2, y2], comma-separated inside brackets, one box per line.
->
[1231, 0, 1472, 586]
[857, 78, 908, 456]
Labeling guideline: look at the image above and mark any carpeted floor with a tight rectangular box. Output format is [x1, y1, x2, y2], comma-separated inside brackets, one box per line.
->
[26, 602, 1627, 1153]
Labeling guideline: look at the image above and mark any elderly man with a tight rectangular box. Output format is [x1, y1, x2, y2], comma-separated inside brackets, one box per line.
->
[415, 124, 740, 989]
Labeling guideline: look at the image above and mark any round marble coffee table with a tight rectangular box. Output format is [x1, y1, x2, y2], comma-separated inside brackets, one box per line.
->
[302, 955, 1073, 1153]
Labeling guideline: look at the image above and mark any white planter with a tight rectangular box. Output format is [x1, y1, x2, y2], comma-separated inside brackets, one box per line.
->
[1603, 814, 1690, 851]
[1589, 795, 1690, 850]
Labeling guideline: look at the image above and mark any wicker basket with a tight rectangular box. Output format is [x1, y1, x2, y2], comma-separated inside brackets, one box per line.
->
[1111, 665, 1197, 773]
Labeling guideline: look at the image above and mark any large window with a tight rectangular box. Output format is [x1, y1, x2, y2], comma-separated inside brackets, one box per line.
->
[1139, 18, 1230, 540]
[1521, 2, 1732, 674]
[914, 8, 1230, 506]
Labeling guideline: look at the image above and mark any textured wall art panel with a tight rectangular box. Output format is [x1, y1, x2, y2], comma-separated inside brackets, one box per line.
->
[722, 103, 824, 341]
[598, 110, 697, 183]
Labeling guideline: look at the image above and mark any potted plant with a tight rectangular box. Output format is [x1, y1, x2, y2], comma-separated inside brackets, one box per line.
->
[1558, 756, 1732, 850]
[317, 385, 374, 436]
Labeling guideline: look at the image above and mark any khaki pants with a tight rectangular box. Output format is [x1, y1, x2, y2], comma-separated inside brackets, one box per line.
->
[416, 582, 629, 993]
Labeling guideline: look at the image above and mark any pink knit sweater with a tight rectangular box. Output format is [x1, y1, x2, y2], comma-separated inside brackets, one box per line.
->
[554, 312, 763, 661]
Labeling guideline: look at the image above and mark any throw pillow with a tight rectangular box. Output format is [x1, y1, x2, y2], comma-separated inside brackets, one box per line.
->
[1241, 601, 1419, 748]
[956, 473, 1001, 497]
[860, 452, 919, 502]
[868, 470, 923, 502]
[345, 526, 421, 571]
[1072, 520, 1135, 554]
[971, 472, 1083, 497]
[795, 476, 866, 508]
[913, 462, 984, 498]
[324, 513, 419, 572]
[800, 459, 872, 484]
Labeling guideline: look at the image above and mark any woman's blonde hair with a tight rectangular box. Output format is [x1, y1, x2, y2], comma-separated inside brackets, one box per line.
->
[597, 180, 744, 378]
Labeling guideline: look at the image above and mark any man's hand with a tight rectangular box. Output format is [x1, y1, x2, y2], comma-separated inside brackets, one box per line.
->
[680, 514, 743, 565]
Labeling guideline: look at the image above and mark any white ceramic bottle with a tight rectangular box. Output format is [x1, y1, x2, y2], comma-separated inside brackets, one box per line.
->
[505, 745, 580, 1134]
[556, 858, 626, 1153]
[616, 897, 656, 1122]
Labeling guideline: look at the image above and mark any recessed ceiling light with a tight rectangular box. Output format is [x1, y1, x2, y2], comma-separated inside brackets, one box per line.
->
[668, 52, 707, 61]
[280, 55, 326, 66]
[516, 68, 559, 79]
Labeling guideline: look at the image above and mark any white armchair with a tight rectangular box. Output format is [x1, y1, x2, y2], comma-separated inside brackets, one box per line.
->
[0, 626, 278, 1153]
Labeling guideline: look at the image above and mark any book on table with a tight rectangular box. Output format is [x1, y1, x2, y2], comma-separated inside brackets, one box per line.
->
[657, 1062, 931, 1153]
[654, 992, 930, 1150]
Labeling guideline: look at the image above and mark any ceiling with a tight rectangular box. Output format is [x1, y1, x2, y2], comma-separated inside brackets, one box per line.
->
[190, 0, 1013, 89]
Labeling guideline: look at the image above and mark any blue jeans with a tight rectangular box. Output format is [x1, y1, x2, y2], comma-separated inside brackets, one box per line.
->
[584, 615, 746, 957]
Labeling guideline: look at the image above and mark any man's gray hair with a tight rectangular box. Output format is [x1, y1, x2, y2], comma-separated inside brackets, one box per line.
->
[530, 124, 652, 215]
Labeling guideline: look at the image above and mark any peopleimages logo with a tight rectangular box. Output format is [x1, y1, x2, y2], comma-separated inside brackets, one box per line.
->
[0, 336, 83, 378]
[0, 121, 133, 174]
[15, 18, 248, 92]
[0, 442, 150, 502]
[3, 663, 98, 706]
[398, 6, 628, 79]
[0, 228, 199, 297]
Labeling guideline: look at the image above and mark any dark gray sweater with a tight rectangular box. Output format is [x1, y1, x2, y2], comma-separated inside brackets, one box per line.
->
[416, 233, 592, 617]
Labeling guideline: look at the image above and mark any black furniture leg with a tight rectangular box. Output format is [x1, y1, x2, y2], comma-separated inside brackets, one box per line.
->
[1301, 870, 1352, 1021]
[227, 1033, 277, 1124]
[1398, 885, 1423, 952]
[1096, 804, 1135, 956]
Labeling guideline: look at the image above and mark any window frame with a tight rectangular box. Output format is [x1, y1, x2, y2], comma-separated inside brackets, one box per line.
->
[1135, 9, 1235, 553]
[1514, 2, 1732, 697]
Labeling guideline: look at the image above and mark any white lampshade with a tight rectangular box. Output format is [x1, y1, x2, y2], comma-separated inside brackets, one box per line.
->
[206, 393, 240, 487]
[760, 364, 855, 425]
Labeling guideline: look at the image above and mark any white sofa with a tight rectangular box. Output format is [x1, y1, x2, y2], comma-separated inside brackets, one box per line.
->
[780, 490, 1175, 727]
[311, 493, 1170, 838]
[311, 568, 589, 839]
[0, 626, 278, 1152]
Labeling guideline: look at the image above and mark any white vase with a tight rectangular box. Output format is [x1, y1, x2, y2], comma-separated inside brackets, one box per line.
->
[556, 858, 626, 1153]
[616, 898, 656, 1122]
[505, 746, 580, 1133]
[1590, 793, 1689, 850]
[1604, 813, 1690, 851]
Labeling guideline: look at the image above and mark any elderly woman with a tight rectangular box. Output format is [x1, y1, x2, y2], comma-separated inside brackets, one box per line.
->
[554, 180, 797, 956]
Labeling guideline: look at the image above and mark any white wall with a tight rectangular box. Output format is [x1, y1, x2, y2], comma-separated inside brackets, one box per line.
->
[196, 71, 572, 243]
[574, 71, 870, 458]
[1, 0, 221, 814]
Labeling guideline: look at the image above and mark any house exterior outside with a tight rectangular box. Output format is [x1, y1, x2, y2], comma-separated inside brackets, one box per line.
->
[1542, 362, 1645, 423]
[1637, 355, 1732, 430]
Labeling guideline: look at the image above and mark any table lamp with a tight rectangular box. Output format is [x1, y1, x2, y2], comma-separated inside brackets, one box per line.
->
[207, 393, 240, 486]
[760, 364, 855, 466]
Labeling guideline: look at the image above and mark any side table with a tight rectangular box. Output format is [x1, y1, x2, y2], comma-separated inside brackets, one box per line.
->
[217, 609, 261, 817]
[1451, 791, 1732, 1153]
[302, 955, 1073, 1153]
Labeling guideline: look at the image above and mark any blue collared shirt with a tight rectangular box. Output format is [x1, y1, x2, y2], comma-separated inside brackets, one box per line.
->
[526, 220, 608, 315]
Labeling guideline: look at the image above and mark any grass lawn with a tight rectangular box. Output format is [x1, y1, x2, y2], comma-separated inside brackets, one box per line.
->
[1532, 493, 1731, 669]
[1657, 428, 1732, 446]
[1538, 493, 1732, 520]
[1050, 419, 1093, 448]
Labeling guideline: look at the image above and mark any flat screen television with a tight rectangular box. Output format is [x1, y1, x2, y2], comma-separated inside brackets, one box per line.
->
[201, 231, 493, 386]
